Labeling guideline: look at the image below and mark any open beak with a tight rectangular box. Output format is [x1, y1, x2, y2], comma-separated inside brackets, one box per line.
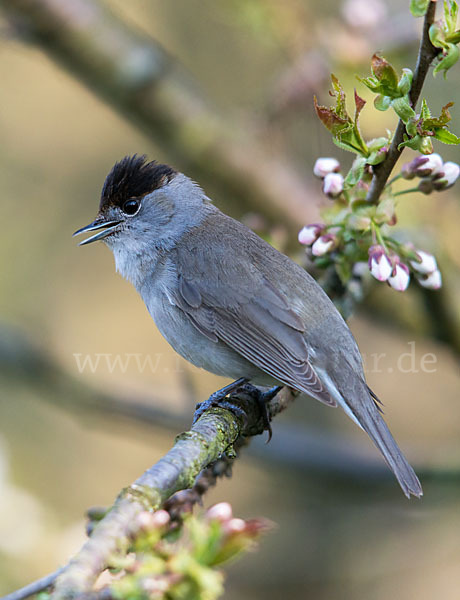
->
[73, 218, 121, 246]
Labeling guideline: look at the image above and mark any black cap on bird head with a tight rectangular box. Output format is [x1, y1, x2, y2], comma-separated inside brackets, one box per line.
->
[99, 155, 177, 213]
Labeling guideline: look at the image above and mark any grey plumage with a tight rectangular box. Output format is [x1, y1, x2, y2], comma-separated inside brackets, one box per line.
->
[75, 155, 422, 498]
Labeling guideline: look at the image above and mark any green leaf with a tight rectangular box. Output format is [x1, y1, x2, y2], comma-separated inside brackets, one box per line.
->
[332, 136, 362, 154]
[315, 76, 369, 156]
[371, 54, 399, 90]
[433, 44, 460, 76]
[410, 0, 430, 17]
[422, 102, 453, 129]
[420, 98, 431, 121]
[398, 134, 433, 153]
[429, 4, 460, 76]
[419, 136, 435, 154]
[397, 69, 413, 96]
[331, 74, 348, 119]
[354, 90, 366, 122]
[314, 96, 349, 134]
[391, 97, 416, 123]
[367, 136, 390, 151]
[359, 55, 402, 99]
[344, 156, 366, 188]
[430, 22, 449, 50]
[367, 149, 387, 165]
[374, 94, 391, 111]
[445, 0, 459, 33]
[433, 128, 460, 144]
[447, 30, 460, 44]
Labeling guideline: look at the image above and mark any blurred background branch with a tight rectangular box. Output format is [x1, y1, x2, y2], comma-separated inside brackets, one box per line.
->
[0, 0, 318, 236]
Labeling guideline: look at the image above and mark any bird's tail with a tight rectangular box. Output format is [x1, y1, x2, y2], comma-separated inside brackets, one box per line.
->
[351, 390, 423, 498]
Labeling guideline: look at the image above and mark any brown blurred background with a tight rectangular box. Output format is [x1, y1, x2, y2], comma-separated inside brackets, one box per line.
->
[1, 1, 460, 598]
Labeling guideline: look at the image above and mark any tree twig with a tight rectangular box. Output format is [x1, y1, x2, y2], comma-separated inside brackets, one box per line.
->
[49, 386, 295, 599]
[365, 2, 439, 204]
[0, 567, 65, 600]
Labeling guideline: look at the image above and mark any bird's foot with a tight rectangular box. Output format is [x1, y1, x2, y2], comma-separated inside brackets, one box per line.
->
[193, 377, 248, 425]
[240, 384, 283, 442]
[193, 380, 283, 442]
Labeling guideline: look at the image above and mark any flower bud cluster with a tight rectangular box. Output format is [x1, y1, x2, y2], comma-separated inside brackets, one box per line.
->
[409, 250, 442, 289]
[368, 245, 442, 292]
[205, 503, 271, 564]
[402, 153, 460, 193]
[313, 157, 344, 198]
[298, 223, 338, 256]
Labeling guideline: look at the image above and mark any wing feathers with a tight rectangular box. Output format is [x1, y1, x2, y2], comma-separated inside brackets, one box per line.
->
[173, 273, 336, 406]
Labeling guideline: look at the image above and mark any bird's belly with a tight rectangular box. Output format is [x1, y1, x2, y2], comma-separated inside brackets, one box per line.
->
[146, 294, 270, 383]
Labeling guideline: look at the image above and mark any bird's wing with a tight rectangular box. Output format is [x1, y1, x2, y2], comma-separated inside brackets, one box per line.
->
[170, 214, 337, 407]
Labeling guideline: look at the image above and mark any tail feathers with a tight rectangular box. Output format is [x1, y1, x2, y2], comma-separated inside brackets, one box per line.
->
[356, 400, 423, 498]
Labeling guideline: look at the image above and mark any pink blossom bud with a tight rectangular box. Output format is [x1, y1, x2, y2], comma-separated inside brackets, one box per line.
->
[312, 234, 336, 256]
[151, 510, 170, 528]
[298, 223, 323, 246]
[416, 153, 443, 177]
[410, 250, 437, 275]
[417, 269, 442, 290]
[368, 245, 392, 282]
[388, 262, 410, 292]
[313, 157, 340, 178]
[206, 502, 233, 523]
[432, 161, 460, 190]
[417, 179, 434, 195]
[323, 173, 344, 198]
[136, 509, 170, 531]
[402, 154, 444, 179]
[401, 161, 418, 180]
[223, 518, 247, 535]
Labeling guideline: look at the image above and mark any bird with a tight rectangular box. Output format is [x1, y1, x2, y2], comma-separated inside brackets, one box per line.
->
[74, 154, 422, 498]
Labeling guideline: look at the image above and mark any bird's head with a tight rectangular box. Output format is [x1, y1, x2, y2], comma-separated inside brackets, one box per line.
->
[74, 155, 209, 253]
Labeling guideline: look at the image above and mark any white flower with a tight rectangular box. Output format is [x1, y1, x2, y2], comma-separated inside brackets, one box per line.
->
[410, 250, 437, 275]
[388, 263, 410, 292]
[323, 172, 344, 198]
[417, 269, 442, 290]
[313, 157, 340, 178]
[368, 245, 392, 282]
[298, 224, 323, 246]
[312, 234, 336, 256]
[433, 161, 460, 190]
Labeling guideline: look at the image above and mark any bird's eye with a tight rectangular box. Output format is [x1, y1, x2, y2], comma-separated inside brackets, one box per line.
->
[122, 199, 140, 215]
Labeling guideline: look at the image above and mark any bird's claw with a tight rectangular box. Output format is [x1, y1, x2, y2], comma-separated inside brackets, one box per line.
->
[192, 381, 283, 442]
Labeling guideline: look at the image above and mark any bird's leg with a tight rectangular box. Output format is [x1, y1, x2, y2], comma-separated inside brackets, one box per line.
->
[240, 384, 283, 442]
[193, 379, 283, 442]
[193, 377, 248, 424]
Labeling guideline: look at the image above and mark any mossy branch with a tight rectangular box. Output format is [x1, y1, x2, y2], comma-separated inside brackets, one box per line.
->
[46, 387, 294, 600]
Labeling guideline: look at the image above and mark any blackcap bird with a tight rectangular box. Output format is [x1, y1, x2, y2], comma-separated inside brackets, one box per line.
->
[74, 155, 422, 498]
